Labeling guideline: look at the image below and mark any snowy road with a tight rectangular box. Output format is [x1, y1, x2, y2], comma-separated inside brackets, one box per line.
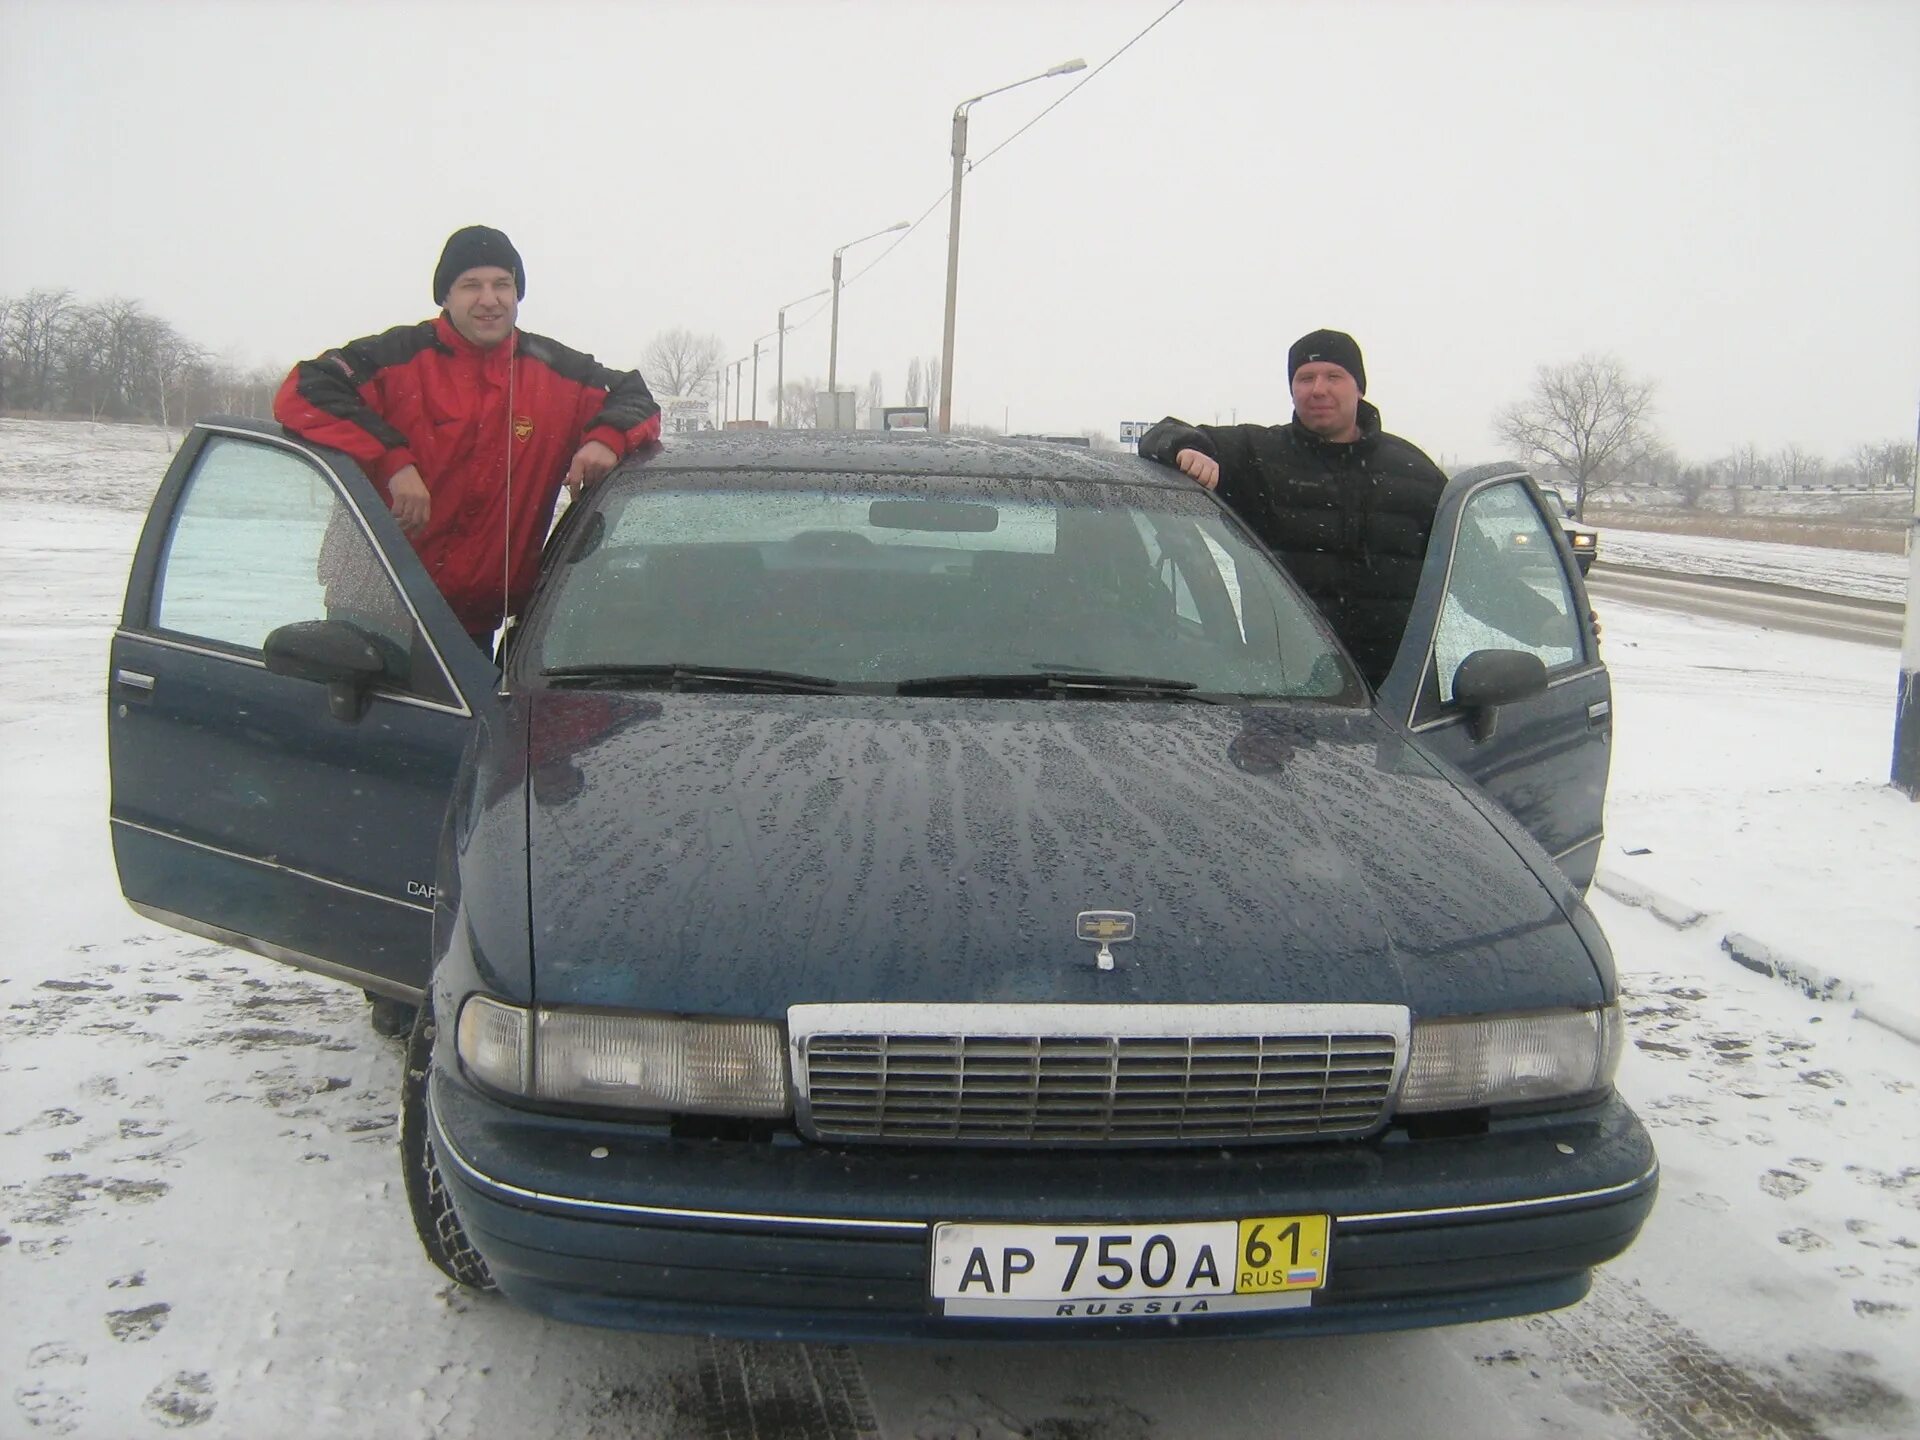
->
[1587, 567, 1905, 648]
[2, 421, 1916, 1439]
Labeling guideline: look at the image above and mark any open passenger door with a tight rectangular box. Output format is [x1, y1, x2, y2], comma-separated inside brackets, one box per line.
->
[1376, 463, 1611, 891]
[107, 419, 500, 998]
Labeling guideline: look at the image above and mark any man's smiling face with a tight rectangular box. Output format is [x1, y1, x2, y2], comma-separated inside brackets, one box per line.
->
[443, 266, 519, 348]
[1291, 361, 1361, 443]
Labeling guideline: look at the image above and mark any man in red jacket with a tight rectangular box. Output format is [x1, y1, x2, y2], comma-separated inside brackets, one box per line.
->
[274, 225, 662, 652]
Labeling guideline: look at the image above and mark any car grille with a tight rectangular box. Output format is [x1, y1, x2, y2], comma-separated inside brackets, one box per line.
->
[790, 1005, 1406, 1147]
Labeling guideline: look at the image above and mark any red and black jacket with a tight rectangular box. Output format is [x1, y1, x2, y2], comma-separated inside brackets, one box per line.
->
[274, 314, 661, 634]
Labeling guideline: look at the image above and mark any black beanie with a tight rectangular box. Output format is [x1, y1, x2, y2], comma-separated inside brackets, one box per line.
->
[433, 225, 526, 305]
[1287, 329, 1366, 394]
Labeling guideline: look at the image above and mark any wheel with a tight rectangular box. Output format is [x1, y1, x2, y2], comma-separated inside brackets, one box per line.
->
[366, 992, 418, 1039]
[400, 1004, 496, 1291]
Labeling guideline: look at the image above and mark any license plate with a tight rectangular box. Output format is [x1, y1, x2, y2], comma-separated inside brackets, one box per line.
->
[932, 1215, 1329, 1320]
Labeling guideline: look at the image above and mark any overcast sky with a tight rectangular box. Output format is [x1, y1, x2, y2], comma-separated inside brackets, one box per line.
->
[3, 0, 1916, 463]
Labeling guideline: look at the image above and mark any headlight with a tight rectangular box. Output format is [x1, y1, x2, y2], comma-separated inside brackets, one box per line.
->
[1397, 1006, 1622, 1113]
[457, 994, 530, 1094]
[1570, 533, 1595, 549]
[454, 997, 789, 1117]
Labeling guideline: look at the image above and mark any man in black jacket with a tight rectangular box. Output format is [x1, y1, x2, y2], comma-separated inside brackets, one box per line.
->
[1139, 329, 1446, 687]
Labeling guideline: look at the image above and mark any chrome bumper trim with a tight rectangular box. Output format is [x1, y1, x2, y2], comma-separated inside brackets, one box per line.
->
[430, 1098, 1657, 1237]
[1336, 1159, 1659, 1228]
[429, 1103, 929, 1235]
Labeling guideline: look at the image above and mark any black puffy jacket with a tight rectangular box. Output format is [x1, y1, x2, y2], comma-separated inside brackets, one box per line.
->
[1139, 401, 1446, 686]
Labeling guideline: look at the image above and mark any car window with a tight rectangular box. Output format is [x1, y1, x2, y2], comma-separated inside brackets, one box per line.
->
[531, 474, 1362, 701]
[1431, 480, 1584, 703]
[151, 434, 452, 702]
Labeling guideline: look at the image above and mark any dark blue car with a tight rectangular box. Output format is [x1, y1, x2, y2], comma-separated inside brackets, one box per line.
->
[109, 421, 1652, 1341]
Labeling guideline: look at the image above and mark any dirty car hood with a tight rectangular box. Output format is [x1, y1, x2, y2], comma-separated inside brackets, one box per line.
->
[522, 693, 1604, 1017]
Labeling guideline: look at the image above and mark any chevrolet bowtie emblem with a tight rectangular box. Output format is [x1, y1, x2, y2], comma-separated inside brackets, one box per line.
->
[1075, 910, 1136, 971]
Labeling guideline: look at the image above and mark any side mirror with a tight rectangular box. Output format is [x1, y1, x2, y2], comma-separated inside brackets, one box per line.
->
[1451, 648, 1548, 743]
[264, 619, 388, 723]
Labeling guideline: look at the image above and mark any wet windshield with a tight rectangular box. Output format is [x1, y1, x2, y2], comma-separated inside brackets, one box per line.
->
[525, 471, 1363, 702]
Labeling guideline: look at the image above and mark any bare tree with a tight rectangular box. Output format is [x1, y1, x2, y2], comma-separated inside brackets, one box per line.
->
[772, 379, 821, 429]
[863, 370, 884, 421]
[1494, 354, 1659, 519]
[63, 304, 114, 418]
[925, 355, 942, 413]
[4, 287, 77, 411]
[1675, 464, 1714, 510]
[1853, 440, 1917, 490]
[1773, 443, 1824, 488]
[903, 357, 923, 406]
[1635, 445, 1683, 491]
[0, 294, 12, 408]
[93, 298, 153, 418]
[203, 351, 280, 417]
[640, 328, 723, 400]
[134, 315, 207, 438]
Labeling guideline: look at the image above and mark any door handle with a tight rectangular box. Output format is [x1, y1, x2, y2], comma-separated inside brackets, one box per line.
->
[116, 668, 156, 702]
[1586, 699, 1610, 728]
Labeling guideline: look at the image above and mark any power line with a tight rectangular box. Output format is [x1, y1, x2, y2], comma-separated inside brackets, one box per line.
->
[842, 187, 951, 288]
[971, 0, 1187, 172]
[840, 0, 1187, 294]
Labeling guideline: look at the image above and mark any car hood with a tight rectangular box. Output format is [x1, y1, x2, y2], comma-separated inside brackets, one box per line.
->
[521, 692, 1604, 1016]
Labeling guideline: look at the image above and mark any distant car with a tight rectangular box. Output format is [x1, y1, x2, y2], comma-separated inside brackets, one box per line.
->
[1538, 483, 1599, 574]
[109, 423, 1648, 1341]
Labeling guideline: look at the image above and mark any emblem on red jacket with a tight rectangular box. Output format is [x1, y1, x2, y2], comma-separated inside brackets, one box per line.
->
[514, 415, 535, 442]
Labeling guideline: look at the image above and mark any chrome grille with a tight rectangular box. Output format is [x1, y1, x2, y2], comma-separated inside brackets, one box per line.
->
[790, 1004, 1406, 1147]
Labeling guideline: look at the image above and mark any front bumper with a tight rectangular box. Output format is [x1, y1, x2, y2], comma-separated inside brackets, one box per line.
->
[429, 1070, 1656, 1341]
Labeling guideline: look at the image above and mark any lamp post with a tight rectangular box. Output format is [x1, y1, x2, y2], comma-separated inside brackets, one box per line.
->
[729, 354, 751, 423]
[828, 220, 909, 424]
[749, 330, 779, 422]
[1893, 394, 1920, 798]
[937, 58, 1085, 433]
[776, 288, 830, 428]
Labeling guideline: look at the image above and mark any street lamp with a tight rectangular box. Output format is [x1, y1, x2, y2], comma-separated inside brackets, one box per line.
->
[729, 352, 752, 423]
[827, 220, 910, 424]
[937, 58, 1085, 433]
[749, 330, 779, 422]
[776, 287, 829, 427]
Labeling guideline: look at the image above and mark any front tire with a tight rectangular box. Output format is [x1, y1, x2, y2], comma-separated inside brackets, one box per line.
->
[400, 1004, 496, 1291]
[367, 992, 418, 1039]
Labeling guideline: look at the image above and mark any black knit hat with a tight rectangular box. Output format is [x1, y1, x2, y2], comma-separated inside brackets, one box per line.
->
[433, 225, 525, 305]
[1287, 329, 1366, 394]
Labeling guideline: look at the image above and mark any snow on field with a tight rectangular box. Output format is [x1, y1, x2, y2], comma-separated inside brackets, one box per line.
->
[1596, 527, 1908, 605]
[0, 418, 173, 512]
[2, 417, 1917, 1438]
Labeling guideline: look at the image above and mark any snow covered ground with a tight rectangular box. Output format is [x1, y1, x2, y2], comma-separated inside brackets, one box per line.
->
[1596, 528, 1908, 606]
[2, 418, 1917, 1438]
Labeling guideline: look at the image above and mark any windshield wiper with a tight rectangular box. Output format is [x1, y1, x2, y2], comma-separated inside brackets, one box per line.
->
[893, 670, 1227, 702]
[541, 663, 844, 693]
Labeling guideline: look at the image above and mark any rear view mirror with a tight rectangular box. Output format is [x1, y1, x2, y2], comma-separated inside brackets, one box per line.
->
[264, 619, 388, 723]
[867, 499, 999, 533]
[1451, 648, 1548, 743]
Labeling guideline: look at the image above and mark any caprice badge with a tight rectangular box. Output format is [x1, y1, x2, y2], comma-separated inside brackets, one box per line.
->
[1075, 910, 1136, 971]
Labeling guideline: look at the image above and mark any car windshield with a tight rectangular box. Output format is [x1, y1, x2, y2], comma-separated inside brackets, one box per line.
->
[522, 469, 1363, 702]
